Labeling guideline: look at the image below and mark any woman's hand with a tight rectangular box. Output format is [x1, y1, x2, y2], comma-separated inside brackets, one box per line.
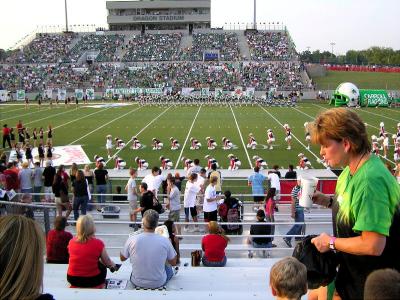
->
[312, 191, 330, 207]
[311, 232, 331, 253]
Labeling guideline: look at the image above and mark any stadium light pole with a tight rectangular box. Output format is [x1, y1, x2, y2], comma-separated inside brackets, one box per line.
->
[253, 0, 257, 30]
[330, 42, 336, 56]
[64, 0, 69, 32]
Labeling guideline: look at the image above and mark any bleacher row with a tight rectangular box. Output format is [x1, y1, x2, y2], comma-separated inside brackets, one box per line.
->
[0, 61, 303, 92]
[3, 31, 296, 64]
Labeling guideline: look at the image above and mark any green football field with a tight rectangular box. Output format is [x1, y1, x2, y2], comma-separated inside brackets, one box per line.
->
[312, 71, 400, 90]
[1, 102, 399, 171]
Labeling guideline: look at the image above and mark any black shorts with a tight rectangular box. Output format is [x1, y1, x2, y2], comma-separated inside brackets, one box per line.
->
[253, 196, 264, 203]
[184, 206, 197, 218]
[204, 210, 218, 222]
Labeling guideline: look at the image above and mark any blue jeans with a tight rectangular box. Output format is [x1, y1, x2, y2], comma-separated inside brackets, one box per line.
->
[73, 195, 88, 220]
[252, 241, 273, 248]
[202, 255, 227, 267]
[286, 208, 305, 242]
[33, 186, 42, 203]
[96, 184, 107, 204]
[164, 265, 174, 284]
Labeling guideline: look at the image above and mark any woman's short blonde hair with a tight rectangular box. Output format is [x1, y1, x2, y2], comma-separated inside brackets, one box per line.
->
[310, 108, 371, 154]
[0, 215, 45, 300]
[208, 221, 220, 234]
[76, 215, 95, 243]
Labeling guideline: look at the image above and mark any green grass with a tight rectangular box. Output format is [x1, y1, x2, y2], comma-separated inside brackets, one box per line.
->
[312, 71, 400, 90]
[1, 102, 399, 171]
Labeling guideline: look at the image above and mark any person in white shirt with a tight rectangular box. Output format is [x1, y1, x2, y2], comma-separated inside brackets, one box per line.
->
[167, 177, 181, 236]
[142, 166, 164, 197]
[186, 158, 202, 177]
[120, 210, 177, 289]
[195, 168, 207, 214]
[183, 173, 200, 232]
[203, 177, 224, 223]
[105, 135, 113, 158]
[125, 168, 138, 230]
[267, 170, 281, 210]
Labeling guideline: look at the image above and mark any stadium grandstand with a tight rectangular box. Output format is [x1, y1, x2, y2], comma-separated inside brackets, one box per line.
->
[1, 0, 399, 300]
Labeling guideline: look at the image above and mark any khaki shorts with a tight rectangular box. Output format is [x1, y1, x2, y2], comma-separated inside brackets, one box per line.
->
[54, 197, 62, 205]
[168, 210, 180, 222]
[129, 199, 137, 213]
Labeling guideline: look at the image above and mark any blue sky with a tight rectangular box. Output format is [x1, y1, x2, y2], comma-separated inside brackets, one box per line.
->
[0, 0, 399, 54]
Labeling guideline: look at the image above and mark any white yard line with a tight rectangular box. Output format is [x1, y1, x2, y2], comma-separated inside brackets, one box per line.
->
[383, 107, 400, 114]
[356, 107, 399, 122]
[175, 105, 202, 169]
[52, 107, 113, 131]
[312, 103, 395, 135]
[378, 154, 396, 165]
[106, 106, 173, 164]
[24, 109, 77, 127]
[0, 106, 26, 113]
[258, 105, 325, 167]
[230, 105, 253, 169]
[1, 107, 52, 122]
[68, 106, 143, 145]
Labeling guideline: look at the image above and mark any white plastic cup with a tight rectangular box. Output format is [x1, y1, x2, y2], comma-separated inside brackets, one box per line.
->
[299, 177, 318, 208]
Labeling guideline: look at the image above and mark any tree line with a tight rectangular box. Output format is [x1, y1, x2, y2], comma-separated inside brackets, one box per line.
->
[300, 47, 400, 66]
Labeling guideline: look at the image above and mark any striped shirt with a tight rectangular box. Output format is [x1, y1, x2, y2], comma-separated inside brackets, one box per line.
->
[291, 185, 302, 210]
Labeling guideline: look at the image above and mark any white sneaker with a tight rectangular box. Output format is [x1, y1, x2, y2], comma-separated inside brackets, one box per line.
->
[287, 146, 291, 150]
[269, 146, 273, 150]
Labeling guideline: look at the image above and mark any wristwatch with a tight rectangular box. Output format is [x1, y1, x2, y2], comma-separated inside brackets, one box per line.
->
[329, 237, 337, 250]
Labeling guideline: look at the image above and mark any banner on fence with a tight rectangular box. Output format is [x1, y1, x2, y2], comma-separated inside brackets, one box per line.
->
[214, 88, 223, 99]
[181, 88, 195, 96]
[233, 86, 243, 98]
[246, 87, 255, 98]
[201, 87, 210, 97]
[359, 89, 390, 107]
[57, 89, 67, 101]
[86, 89, 95, 100]
[16, 90, 25, 101]
[75, 89, 84, 100]
[0, 90, 7, 102]
[45, 89, 53, 99]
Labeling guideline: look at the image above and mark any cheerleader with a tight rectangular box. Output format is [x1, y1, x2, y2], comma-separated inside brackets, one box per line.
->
[382, 133, 389, 158]
[190, 137, 201, 150]
[25, 128, 31, 145]
[105, 135, 113, 158]
[247, 133, 257, 150]
[25, 143, 33, 168]
[170, 137, 180, 150]
[114, 156, 126, 170]
[15, 143, 23, 164]
[46, 142, 54, 162]
[205, 155, 219, 170]
[115, 137, 126, 149]
[304, 122, 311, 149]
[394, 140, 400, 162]
[222, 137, 233, 150]
[297, 153, 312, 169]
[267, 129, 275, 150]
[131, 136, 142, 150]
[181, 157, 194, 170]
[227, 154, 241, 170]
[94, 155, 106, 167]
[38, 143, 45, 167]
[283, 124, 292, 150]
[135, 157, 148, 170]
[206, 136, 217, 150]
[252, 155, 267, 169]
[32, 128, 37, 148]
[160, 156, 173, 170]
[39, 127, 44, 146]
[378, 122, 385, 150]
[18, 128, 25, 144]
[10, 128, 16, 149]
[47, 125, 53, 146]
[152, 138, 163, 150]
[392, 134, 398, 146]
[371, 135, 380, 156]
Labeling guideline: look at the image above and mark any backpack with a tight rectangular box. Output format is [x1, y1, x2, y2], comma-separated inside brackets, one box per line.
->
[227, 207, 240, 230]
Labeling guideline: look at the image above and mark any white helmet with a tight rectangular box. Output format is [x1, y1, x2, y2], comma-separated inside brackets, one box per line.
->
[380, 122, 384, 127]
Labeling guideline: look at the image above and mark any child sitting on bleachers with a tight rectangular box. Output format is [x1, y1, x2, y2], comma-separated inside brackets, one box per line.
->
[269, 257, 307, 300]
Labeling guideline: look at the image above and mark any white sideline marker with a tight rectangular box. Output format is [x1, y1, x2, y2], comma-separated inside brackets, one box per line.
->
[174, 105, 202, 169]
[258, 105, 326, 167]
[106, 105, 173, 165]
[230, 105, 253, 169]
[68, 106, 143, 145]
